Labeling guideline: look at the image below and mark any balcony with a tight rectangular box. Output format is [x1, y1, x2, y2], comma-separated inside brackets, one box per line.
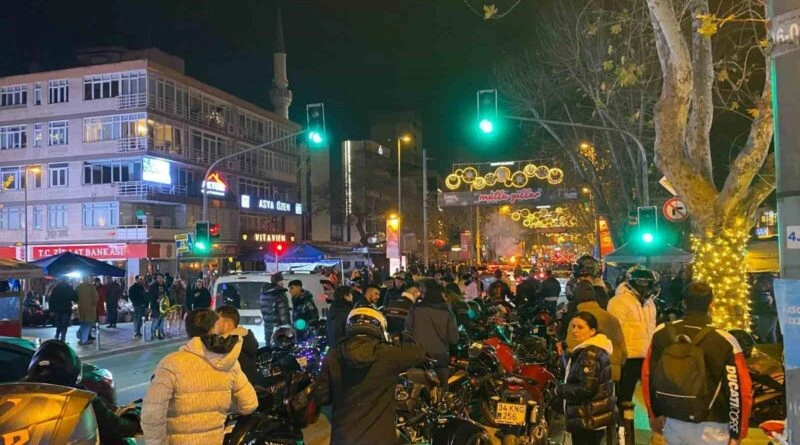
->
[118, 136, 149, 152]
[117, 93, 147, 110]
[114, 224, 187, 241]
[115, 181, 188, 201]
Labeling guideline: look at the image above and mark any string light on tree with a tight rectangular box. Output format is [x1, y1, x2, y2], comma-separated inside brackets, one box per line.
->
[690, 230, 751, 331]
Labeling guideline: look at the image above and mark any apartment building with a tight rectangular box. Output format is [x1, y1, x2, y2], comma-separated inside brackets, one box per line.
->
[0, 46, 302, 280]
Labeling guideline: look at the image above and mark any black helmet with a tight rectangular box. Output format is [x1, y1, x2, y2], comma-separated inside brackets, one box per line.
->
[25, 339, 83, 386]
[573, 255, 601, 278]
[270, 325, 296, 350]
[346, 307, 388, 341]
[628, 267, 657, 298]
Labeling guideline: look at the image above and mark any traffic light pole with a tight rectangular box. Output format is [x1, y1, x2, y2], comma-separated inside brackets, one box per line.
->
[201, 130, 307, 222]
[501, 115, 650, 206]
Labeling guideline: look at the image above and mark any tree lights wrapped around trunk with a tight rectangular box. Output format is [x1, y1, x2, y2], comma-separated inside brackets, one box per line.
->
[690, 231, 751, 331]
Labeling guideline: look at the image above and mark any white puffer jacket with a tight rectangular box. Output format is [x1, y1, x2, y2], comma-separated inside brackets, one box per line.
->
[607, 283, 657, 359]
[142, 335, 258, 445]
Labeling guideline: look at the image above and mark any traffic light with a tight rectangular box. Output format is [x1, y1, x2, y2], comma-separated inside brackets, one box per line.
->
[476, 89, 498, 134]
[194, 221, 211, 254]
[306, 103, 326, 148]
[209, 223, 220, 238]
[637, 206, 658, 245]
[272, 242, 288, 256]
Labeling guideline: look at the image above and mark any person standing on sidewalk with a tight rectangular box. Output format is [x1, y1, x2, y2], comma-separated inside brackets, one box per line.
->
[104, 277, 121, 328]
[190, 278, 212, 310]
[129, 275, 148, 339]
[643, 282, 753, 444]
[49, 279, 76, 341]
[149, 274, 169, 340]
[75, 276, 98, 345]
[94, 278, 106, 326]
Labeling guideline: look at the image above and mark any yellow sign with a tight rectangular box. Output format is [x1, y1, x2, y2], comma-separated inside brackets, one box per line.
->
[495, 402, 527, 426]
[253, 233, 287, 242]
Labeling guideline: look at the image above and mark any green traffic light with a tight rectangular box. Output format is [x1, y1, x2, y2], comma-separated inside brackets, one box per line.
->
[309, 131, 324, 145]
[641, 232, 654, 244]
[195, 241, 207, 251]
[479, 119, 494, 134]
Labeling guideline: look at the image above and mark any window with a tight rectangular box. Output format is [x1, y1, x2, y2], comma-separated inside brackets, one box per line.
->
[33, 123, 42, 147]
[0, 126, 26, 150]
[32, 206, 43, 230]
[82, 202, 119, 227]
[47, 204, 67, 229]
[0, 85, 27, 107]
[83, 160, 141, 185]
[0, 206, 23, 230]
[120, 71, 146, 96]
[48, 80, 68, 104]
[28, 167, 42, 189]
[49, 163, 68, 187]
[83, 73, 120, 100]
[83, 113, 147, 142]
[0, 167, 21, 190]
[48, 121, 68, 146]
[33, 83, 41, 105]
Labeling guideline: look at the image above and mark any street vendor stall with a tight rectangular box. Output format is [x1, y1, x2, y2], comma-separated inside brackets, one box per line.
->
[0, 259, 44, 337]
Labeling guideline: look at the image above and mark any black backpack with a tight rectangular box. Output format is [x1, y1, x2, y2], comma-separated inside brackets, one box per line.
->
[651, 323, 719, 422]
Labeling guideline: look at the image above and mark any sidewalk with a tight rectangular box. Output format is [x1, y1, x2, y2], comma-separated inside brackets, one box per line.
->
[22, 320, 185, 359]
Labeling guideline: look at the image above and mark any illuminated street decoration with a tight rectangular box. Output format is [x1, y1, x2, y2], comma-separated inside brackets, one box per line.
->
[510, 207, 578, 229]
[445, 161, 564, 190]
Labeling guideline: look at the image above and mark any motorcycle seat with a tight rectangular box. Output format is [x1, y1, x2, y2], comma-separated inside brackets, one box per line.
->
[407, 367, 441, 387]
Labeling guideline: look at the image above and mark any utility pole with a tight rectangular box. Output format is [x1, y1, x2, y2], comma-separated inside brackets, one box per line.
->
[422, 148, 429, 270]
[768, 1, 800, 444]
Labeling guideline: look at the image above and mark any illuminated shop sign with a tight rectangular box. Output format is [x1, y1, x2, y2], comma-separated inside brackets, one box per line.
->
[202, 172, 227, 197]
[240, 194, 301, 215]
[142, 157, 172, 185]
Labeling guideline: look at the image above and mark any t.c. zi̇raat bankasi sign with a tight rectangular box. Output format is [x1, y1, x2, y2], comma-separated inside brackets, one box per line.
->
[437, 187, 580, 207]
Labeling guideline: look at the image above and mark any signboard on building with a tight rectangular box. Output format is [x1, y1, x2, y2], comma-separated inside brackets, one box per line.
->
[437, 187, 580, 207]
[240, 194, 303, 215]
[386, 216, 400, 259]
[201, 172, 227, 197]
[19, 243, 156, 261]
[143, 157, 172, 185]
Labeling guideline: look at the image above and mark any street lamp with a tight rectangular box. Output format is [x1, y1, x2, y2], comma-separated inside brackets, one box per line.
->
[23, 166, 41, 261]
[396, 134, 412, 254]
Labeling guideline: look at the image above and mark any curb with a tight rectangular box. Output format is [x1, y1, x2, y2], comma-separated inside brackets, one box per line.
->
[78, 336, 185, 360]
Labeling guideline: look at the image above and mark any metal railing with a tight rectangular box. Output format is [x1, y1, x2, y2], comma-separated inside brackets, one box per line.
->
[117, 136, 149, 152]
[115, 181, 188, 199]
[117, 93, 147, 109]
[114, 225, 148, 240]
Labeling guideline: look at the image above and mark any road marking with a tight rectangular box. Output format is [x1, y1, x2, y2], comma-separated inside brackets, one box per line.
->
[117, 381, 152, 393]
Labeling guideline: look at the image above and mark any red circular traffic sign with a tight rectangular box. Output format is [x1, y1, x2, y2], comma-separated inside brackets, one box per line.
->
[663, 197, 688, 222]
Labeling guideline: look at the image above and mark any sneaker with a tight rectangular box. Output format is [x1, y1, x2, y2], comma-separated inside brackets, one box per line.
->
[134, 334, 142, 339]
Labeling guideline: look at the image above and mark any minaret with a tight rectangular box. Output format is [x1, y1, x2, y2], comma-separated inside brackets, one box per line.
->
[270, 8, 292, 119]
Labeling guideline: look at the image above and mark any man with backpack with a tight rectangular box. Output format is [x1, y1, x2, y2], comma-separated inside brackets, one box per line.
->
[642, 282, 752, 444]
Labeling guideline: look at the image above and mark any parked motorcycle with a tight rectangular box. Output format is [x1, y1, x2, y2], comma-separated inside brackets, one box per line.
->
[729, 329, 786, 424]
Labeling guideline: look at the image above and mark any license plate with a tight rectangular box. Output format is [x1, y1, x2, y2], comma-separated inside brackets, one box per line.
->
[495, 402, 527, 426]
[297, 356, 308, 369]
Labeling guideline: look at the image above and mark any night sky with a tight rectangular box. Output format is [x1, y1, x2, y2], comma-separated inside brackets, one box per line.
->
[1, 0, 539, 170]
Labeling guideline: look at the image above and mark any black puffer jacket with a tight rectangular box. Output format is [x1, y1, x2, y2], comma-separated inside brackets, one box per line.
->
[404, 300, 459, 364]
[311, 335, 426, 445]
[326, 299, 353, 347]
[259, 284, 290, 344]
[292, 290, 320, 323]
[558, 333, 617, 433]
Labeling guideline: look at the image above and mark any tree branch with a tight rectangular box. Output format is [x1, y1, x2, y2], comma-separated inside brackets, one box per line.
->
[686, 0, 714, 182]
[716, 72, 773, 224]
[737, 152, 776, 225]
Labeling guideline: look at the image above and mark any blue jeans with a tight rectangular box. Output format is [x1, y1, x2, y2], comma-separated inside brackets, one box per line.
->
[151, 316, 165, 339]
[78, 321, 93, 343]
[54, 312, 71, 341]
[133, 306, 146, 336]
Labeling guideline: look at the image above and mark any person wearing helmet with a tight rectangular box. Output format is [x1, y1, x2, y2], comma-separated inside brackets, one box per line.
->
[572, 255, 614, 309]
[24, 339, 141, 444]
[311, 306, 426, 445]
[259, 271, 291, 345]
[607, 267, 658, 418]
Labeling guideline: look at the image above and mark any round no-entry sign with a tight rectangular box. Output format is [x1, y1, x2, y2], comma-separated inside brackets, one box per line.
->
[663, 197, 688, 222]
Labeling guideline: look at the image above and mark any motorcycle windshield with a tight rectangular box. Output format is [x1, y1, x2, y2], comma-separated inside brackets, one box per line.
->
[0, 382, 99, 445]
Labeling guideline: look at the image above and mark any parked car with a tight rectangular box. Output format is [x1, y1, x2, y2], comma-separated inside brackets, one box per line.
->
[0, 336, 116, 405]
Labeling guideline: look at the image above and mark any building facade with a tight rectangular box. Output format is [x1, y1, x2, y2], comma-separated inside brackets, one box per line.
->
[0, 47, 302, 281]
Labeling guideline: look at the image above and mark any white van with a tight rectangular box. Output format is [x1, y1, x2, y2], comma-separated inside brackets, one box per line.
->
[211, 272, 334, 343]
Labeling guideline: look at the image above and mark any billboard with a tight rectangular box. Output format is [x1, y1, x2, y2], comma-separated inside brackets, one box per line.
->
[142, 157, 172, 185]
[437, 187, 581, 207]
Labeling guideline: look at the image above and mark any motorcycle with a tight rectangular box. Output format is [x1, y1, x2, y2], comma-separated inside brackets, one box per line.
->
[396, 359, 445, 443]
[729, 329, 786, 424]
[467, 342, 552, 445]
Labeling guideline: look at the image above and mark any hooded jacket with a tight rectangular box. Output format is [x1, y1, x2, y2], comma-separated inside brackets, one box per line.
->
[259, 284, 291, 343]
[404, 299, 459, 364]
[558, 333, 617, 433]
[311, 335, 426, 445]
[141, 334, 258, 445]
[292, 290, 320, 323]
[566, 300, 628, 381]
[607, 282, 657, 359]
[642, 313, 753, 439]
[228, 326, 264, 387]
